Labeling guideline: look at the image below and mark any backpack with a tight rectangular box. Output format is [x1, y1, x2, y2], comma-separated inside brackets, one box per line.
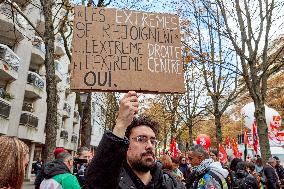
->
[193, 170, 228, 189]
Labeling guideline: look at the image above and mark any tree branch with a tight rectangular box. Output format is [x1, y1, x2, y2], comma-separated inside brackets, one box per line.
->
[5, 0, 43, 38]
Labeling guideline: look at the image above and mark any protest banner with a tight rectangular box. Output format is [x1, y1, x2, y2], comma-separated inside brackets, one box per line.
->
[71, 6, 185, 93]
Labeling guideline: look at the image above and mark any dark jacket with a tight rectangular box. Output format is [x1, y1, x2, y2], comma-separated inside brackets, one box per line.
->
[233, 170, 259, 189]
[34, 159, 71, 189]
[34, 168, 44, 189]
[85, 132, 186, 189]
[275, 164, 284, 180]
[179, 164, 189, 178]
[263, 165, 279, 189]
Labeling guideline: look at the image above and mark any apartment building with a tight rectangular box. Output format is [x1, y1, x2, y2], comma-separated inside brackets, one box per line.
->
[0, 1, 81, 179]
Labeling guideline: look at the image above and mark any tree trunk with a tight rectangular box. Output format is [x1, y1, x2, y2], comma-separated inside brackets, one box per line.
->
[81, 93, 92, 148]
[105, 92, 118, 131]
[41, 0, 57, 162]
[188, 122, 193, 147]
[215, 114, 222, 145]
[255, 102, 271, 162]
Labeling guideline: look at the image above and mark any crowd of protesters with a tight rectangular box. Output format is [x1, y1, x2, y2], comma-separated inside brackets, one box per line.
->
[1, 91, 284, 189]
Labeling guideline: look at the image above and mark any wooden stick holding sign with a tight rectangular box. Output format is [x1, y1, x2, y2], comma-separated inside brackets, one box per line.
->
[71, 6, 185, 93]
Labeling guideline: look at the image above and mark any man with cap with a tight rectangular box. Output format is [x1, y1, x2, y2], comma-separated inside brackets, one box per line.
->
[40, 151, 80, 189]
[54, 147, 67, 158]
[34, 147, 67, 189]
[273, 156, 284, 186]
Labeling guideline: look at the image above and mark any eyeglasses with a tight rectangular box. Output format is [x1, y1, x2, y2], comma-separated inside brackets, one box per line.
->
[131, 135, 158, 146]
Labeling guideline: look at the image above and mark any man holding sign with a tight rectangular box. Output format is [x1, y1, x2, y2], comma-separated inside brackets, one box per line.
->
[85, 91, 185, 189]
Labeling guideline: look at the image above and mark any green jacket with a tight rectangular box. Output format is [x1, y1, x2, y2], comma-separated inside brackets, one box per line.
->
[40, 173, 81, 189]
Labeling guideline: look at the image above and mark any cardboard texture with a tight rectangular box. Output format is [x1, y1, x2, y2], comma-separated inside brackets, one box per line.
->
[71, 6, 185, 93]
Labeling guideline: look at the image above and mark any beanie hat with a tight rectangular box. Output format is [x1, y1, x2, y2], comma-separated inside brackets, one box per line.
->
[54, 147, 66, 158]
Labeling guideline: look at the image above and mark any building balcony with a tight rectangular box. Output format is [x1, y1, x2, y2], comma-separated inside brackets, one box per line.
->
[0, 3, 26, 41]
[0, 96, 11, 119]
[54, 60, 63, 82]
[19, 111, 38, 128]
[60, 129, 68, 140]
[0, 44, 20, 81]
[62, 102, 71, 118]
[73, 110, 80, 124]
[31, 36, 45, 66]
[71, 133, 78, 143]
[54, 37, 65, 57]
[25, 71, 45, 99]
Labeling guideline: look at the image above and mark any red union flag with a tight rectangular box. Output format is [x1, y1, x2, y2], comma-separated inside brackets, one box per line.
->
[226, 136, 232, 149]
[232, 138, 241, 158]
[218, 144, 228, 164]
[170, 138, 177, 158]
[252, 121, 259, 153]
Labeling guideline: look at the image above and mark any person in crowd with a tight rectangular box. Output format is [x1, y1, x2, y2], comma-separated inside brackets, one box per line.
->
[159, 155, 183, 185]
[74, 147, 92, 188]
[255, 158, 264, 174]
[246, 162, 262, 187]
[229, 158, 242, 188]
[40, 152, 80, 189]
[34, 147, 67, 189]
[187, 144, 229, 189]
[263, 157, 280, 189]
[273, 156, 284, 186]
[0, 136, 29, 189]
[179, 156, 189, 179]
[32, 158, 43, 175]
[232, 161, 259, 189]
[159, 155, 174, 172]
[85, 91, 186, 189]
[209, 149, 219, 162]
[171, 157, 185, 182]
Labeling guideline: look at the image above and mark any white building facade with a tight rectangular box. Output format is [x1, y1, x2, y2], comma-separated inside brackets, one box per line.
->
[0, 0, 80, 179]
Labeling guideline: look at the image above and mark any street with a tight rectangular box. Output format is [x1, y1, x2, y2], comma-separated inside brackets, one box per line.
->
[22, 182, 34, 189]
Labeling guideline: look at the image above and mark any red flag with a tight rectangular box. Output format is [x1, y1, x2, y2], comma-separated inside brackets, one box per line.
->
[226, 136, 232, 149]
[232, 138, 240, 158]
[218, 144, 228, 164]
[244, 130, 248, 145]
[170, 138, 177, 158]
[252, 121, 259, 153]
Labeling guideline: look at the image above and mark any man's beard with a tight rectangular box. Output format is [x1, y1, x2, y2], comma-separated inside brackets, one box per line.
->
[129, 151, 155, 173]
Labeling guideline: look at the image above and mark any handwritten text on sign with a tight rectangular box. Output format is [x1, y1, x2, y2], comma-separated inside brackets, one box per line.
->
[71, 6, 185, 93]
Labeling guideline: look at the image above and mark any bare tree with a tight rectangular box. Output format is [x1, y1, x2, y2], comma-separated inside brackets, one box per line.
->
[179, 61, 208, 146]
[216, 0, 284, 161]
[181, 0, 243, 144]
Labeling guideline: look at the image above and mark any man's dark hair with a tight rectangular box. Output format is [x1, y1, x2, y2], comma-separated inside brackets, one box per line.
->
[273, 156, 280, 161]
[188, 144, 209, 159]
[256, 157, 263, 166]
[230, 158, 242, 172]
[77, 146, 89, 155]
[125, 115, 159, 138]
[210, 149, 218, 157]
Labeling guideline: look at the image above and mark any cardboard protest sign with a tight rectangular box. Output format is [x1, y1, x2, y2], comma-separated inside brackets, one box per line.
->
[71, 6, 185, 93]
